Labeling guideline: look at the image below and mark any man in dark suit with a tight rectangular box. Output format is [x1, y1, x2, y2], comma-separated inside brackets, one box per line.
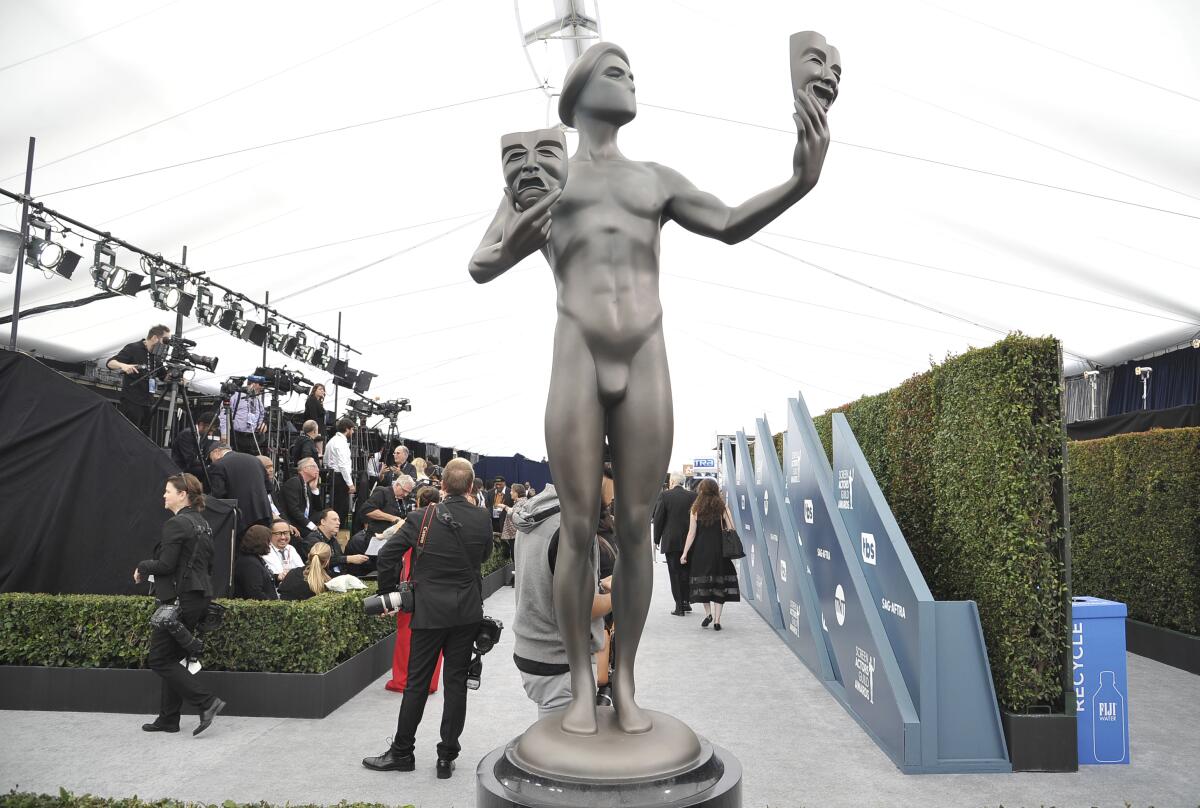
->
[207, 443, 273, 539]
[275, 457, 323, 536]
[652, 473, 696, 616]
[488, 476, 514, 533]
[170, 410, 218, 488]
[365, 458, 493, 779]
[290, 420, 321, 467]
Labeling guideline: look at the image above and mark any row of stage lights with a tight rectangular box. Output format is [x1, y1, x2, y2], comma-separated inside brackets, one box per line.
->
[5, 219, 369, 383]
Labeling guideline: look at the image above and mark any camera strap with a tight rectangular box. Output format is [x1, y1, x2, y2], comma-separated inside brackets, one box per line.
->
[436, 503, 480, 591]
[406, 504, 437, 582]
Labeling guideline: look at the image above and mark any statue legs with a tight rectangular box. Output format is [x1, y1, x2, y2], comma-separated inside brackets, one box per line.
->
[545, 321, 605, 735]
[607, 331, 672, 734]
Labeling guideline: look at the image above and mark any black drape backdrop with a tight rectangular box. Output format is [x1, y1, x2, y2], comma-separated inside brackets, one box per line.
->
[1107, 345, 1200, 417]
[1067, 402, 1200, 441]
[0, 350, 234, 595]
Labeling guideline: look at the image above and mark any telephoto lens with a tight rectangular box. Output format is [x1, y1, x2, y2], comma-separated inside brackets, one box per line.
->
[362, 590, 404, 616]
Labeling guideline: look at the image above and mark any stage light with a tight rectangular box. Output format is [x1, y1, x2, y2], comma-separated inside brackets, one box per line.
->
[265, 317, 286, 352]
[282, 329, 307, 358]
[25, 217, 81, 279]
[333, 367, 360, 389]
[309, 340, 331, 368]
[240, 320, 268, 346]
[217, 294, 245, 333]
[354, 370, 376, 394]
[194, 285, 220, 326]
[151, 274, 196, 316]
[90, 241, 144, 295]
[0, 230, 19, 274]
[326, 355, 349, 377]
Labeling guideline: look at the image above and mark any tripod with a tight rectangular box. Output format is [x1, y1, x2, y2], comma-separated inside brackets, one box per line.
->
[149, 367, 215, 492]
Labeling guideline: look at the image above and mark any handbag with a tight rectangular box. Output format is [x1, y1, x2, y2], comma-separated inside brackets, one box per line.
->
[147, 512, 209, 629]
[720, 511, 745, 560]
[397, 504, 437, 613]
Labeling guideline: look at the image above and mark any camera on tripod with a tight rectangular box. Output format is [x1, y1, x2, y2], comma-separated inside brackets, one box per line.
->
[346, 396, 379, 418]
[377, 398, 412, 419]
[220, 376, 247, 397]
[163, 336, 219, 373]
[254, 366, 313, 396]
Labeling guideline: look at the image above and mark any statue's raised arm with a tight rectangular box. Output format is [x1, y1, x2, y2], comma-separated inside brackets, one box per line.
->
[658, 30, 840, 245]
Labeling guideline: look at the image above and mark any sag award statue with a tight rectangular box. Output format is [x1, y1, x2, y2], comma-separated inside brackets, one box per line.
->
[472, 33, 840, 806]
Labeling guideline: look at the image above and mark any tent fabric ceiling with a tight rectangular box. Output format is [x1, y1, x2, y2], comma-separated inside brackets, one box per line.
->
[2, 0, 1198, 467]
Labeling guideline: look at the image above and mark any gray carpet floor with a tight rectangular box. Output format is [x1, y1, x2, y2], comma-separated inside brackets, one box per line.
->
[1, 557, 1197, 808]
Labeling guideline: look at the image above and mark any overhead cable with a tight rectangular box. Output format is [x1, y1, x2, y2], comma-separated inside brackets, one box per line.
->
[1, 0, 449, 182]
[7, 87, 541, 204]
[639, 101, 1200, 222]
[763, 231, 1200, 327]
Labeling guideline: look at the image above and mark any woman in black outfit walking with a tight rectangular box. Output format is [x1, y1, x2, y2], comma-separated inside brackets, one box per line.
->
[680, 477, 740, 631]
[233, 525, 277, 599]
[134, 473, 226, 735]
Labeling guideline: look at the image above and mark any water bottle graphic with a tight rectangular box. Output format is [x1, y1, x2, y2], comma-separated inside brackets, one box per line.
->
[1092, 670, 1126, 762]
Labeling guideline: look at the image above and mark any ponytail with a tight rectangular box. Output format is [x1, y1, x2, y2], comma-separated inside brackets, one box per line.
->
[166, 473, 205, 511]
[304, 541, 333, 595]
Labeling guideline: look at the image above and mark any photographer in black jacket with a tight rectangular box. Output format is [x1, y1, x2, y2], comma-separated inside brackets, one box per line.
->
[134, 473, 226, 736]
[364, 458, 492, 779]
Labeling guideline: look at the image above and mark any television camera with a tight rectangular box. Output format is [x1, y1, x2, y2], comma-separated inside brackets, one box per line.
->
[253, 366, 313, 396]
[345, 397, 411, 420]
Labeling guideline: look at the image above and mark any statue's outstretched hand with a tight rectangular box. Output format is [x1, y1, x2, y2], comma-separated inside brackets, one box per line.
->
[792, 92, 830, 192]
[500, 187, 562, 262]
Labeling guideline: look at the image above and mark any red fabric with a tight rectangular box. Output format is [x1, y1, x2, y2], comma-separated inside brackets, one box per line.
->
[384, 547, 443, 693]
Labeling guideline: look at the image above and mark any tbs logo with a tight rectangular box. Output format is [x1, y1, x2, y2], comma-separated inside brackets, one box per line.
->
[861, 532, 877, 566]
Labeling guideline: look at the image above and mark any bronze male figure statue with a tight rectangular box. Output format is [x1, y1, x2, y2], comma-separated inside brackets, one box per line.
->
[470, 37, 839, 737]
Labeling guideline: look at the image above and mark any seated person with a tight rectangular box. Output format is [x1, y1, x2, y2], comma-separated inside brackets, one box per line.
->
[170, 410, 218, 487]
[233, 525, 278, 600]
[290, 420, 321, 467]
[278, 541, 331, 601]
[263, 518, 305, 583]
[275, 457, 322, 537]
[303, 508, 368, 576]
[360, 476, 415, 536]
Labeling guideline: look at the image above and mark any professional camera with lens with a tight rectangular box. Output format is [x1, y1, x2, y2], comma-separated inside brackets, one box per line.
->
[254, 366, 313, 395]
[220, 376, 247, 397]
[362, 583, 414, 616]
[466, 616, 504, 691]
[347, 396, 379, 418]
[377, 398, 412, 419]
[164, 336, 219, 373]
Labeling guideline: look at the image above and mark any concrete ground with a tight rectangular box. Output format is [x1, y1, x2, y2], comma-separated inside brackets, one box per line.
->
[1, 558, 1197, 808]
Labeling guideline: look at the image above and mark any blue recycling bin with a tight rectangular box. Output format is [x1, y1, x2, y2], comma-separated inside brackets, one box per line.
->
[1071, 596, 1130, 764]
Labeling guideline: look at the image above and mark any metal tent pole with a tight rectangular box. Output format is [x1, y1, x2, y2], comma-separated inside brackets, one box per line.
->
[164, 245, 188, 442]
[7, 137, 35, 350]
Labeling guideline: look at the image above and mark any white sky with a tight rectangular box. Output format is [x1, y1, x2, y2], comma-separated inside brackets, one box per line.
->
[2, 0, 1198, 470]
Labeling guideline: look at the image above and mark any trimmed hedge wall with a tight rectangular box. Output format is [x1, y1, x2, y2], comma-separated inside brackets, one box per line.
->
[1069, 427, 1200, 634]
[0, 587, 394, 674]
[809, 334, 1069, 713]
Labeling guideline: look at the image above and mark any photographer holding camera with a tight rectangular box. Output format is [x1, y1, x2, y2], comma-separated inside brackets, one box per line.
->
[364, 458, 493, 780]
[220, 376, 267, 454]
[133, 473, 225, 735]
[107, 325, 171, 435]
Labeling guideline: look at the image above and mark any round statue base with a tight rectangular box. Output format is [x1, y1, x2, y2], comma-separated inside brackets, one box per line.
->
[476, 709, 741, 808]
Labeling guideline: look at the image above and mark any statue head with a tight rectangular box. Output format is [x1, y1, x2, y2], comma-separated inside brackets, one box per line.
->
[559, 42, 634, 128]
[500, 127, 568, 211]
[789, 31, 841, 112]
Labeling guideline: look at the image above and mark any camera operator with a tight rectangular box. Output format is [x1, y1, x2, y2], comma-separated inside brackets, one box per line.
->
[364, 458, 493, 779]
[220, 375, 267, 454]
[511, 484, 612, 718]
[133, 473, 225, 735]
[381, 444, 416, 487]
[171, 410, 217, 488]
[106, 324, 171, 435]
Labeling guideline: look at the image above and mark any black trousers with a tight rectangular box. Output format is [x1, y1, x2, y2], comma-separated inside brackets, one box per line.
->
[392, 622, 477, 760]
[665, 551, 690, 610]
[332, 473, 351, 525]
[148, 592, 215, 726]
[232, 430, 261, 454]
[118, 399, 153, 436]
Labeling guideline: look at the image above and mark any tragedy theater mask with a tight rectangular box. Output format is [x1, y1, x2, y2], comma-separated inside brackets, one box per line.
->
[789, 31, 842, 113]
[500, 128, 568, 212]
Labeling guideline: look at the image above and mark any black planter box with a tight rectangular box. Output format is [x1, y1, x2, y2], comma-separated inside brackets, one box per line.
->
[1001, 710, 1078, 772]
[482, 562, 514, 601]
[1126, 618, 1200, 675]
[0, 631, 396, 719]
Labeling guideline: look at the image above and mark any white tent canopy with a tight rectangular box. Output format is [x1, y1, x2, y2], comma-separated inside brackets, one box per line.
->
[2, 0, 1198, 468]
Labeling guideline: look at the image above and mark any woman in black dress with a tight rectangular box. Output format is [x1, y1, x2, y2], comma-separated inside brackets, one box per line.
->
[304, 384, 328, 435]
[233, 525, 277, 599]
[680, 477, 740, 630]
[278, 540, 332, 600]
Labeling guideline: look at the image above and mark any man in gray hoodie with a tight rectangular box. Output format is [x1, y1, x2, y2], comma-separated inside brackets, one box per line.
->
[511, 485, 612, 718]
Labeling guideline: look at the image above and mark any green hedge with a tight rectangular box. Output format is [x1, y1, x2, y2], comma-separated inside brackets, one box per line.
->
[0, 586, 395, 674]
[1069, 427, 1200, 634]
[809, 334, 1069, 713]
